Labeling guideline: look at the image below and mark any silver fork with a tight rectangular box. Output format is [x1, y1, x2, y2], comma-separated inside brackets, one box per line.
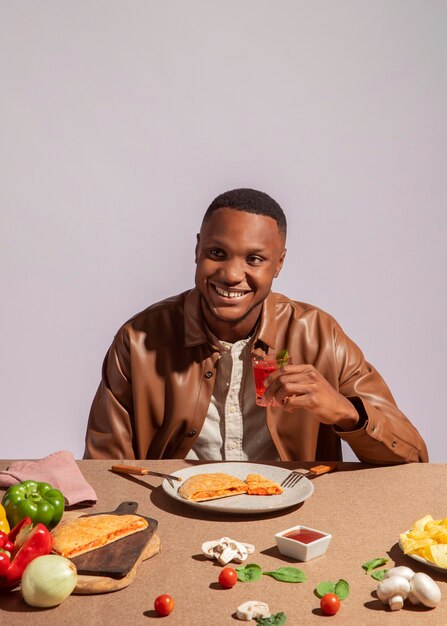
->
[281, 464, 336, 488]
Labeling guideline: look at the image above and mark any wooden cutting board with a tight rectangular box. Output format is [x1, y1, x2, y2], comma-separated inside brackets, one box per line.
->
[73, 532, 161, 594]
[68, 501, 158, 577]
[56, 501, 160, 593]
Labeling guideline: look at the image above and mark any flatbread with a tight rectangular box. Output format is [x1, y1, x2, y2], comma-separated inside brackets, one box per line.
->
[245, 473, 283, 496]
[51, 514, 148, 558]
[178, 473, 248, 502]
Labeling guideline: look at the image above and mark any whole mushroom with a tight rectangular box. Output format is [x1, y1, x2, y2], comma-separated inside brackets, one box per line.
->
[377, 575, 411, 611]
[384, 566, 415, 581]
[408, 572, 442, 608]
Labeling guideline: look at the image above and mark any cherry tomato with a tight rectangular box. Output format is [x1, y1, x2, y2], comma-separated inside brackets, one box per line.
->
[218, 567, 238, 588]
[154, 594, 174, 616]
[320, 593, 341, 615]
[0, 551, 11, 576]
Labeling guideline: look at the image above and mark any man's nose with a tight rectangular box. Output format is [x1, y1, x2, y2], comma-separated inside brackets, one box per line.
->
[220, 258, 245, 283]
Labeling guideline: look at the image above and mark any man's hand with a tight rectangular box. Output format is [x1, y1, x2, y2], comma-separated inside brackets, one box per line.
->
[263, 364, 359, 430]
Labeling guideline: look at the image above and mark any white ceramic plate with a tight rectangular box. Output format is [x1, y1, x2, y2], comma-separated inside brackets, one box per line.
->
[162, 462, 314, 514]
[399, 537, 447, 574]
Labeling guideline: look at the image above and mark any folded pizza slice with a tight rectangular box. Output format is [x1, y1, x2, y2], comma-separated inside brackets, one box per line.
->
[245, 473, 283, 496]
[51, 514, 148, 558]
[178, 473, 248, 502]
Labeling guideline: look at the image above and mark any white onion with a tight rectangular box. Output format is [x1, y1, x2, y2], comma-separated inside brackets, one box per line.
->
[21, 555, 77, 607]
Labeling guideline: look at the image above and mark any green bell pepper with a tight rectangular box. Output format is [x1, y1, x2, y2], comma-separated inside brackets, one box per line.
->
[2, 480, 65, 529]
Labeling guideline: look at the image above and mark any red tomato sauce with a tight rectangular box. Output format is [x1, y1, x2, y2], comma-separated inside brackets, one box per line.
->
[283, 529, 326, 544]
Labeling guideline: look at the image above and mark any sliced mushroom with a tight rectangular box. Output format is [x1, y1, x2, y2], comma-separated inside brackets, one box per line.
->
[201, 537, 255, 565]
[408, 572, 441, 608]
[377, 574, 411, 611]
[236, 600, 270, 621]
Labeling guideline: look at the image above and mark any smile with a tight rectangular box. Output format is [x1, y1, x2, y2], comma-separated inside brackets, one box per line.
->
[213, 285, 249, 299]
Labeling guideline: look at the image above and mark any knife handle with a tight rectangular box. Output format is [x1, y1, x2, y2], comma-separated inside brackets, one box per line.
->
[309, 464, 336, 476]
[111, 465, 149, 476]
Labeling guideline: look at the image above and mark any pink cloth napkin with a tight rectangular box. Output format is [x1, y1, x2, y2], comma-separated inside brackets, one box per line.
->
[0, 450, 97, 506]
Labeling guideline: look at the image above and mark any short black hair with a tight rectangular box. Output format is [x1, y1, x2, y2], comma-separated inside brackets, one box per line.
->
[202, 188, 287, 237]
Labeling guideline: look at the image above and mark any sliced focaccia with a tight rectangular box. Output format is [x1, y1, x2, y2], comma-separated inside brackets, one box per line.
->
[178, 473, 249, 502]
[51, 514, 148, 558]
[244, 473, 283, 496]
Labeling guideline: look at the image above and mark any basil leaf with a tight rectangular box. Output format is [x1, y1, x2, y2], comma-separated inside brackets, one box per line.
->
[362, 557, 388, 574]
[263, 566, 306, 583]
[315, 579, 349, 600]
[276, 349, 289, 366]
[334, 579, 350, 600]
[371, 568, 388, 581]
[255, 612, 287, 626]
[235, 563, 263, 582]
[315, 581, 336, 598]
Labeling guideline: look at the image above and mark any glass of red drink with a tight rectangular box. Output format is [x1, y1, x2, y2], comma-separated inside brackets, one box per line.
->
[252, 353, 292, 406]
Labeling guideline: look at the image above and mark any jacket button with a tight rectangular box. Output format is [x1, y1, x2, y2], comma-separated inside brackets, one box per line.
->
[204, 371, 213, 379]
[187, 429, 197, 437]
[391, 440, 397, 448]
[371, 425, 376, 432]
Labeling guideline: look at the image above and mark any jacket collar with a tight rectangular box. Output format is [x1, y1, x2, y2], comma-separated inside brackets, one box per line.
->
[254, 291, 277, 350]
[183, 288, 277, 350]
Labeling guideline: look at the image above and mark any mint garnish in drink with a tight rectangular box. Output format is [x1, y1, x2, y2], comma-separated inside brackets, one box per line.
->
[276, 349, 289, 367]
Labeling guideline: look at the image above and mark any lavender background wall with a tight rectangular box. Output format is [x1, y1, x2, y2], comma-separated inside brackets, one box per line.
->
[1, 1, 446, 461]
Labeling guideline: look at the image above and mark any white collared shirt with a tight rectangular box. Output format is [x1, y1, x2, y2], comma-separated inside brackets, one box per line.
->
[185, 336, 280, 461]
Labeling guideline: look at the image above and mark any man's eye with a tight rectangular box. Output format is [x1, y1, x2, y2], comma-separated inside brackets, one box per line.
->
[209, 248, 225, 258]
[247, 255, 264, 264]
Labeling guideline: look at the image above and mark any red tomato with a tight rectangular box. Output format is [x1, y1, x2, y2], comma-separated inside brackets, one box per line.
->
[320, 593, 341, 615]
[0, 551, 11, 576]
[218, 567, 238, 588]
[154, 594, 174, 616]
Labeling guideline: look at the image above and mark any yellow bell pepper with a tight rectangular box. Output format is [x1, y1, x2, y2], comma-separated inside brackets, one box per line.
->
[0, 503, 10, 533]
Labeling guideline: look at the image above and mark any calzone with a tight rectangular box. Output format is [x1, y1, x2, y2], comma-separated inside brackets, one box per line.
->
[178, 473, 248, 502]
[51, 514, 148, 558]
[244, 473, 283, 495]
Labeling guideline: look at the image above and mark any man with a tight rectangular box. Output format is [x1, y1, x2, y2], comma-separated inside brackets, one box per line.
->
[84, 188, 428, 463]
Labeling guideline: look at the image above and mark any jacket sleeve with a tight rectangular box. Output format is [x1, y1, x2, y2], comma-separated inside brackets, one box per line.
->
[332, 323, 428, 464]
[84, 328, 136, 459]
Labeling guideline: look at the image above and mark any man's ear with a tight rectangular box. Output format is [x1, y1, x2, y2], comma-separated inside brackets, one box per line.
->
[274, 248, 287, 278]
[194, 233, 200, 263]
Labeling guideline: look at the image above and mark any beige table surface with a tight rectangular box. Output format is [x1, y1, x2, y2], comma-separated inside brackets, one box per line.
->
[1, 460, 447, 625]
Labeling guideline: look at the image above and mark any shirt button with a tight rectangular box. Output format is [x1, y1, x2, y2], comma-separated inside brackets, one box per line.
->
[187, 429, 197, 437]
[391, 440, 397, 448]
[204, 371, 213, 379]
[371, 425, 376, 432]
[230, 405, 237, 413]
[229, 441, 237, 449]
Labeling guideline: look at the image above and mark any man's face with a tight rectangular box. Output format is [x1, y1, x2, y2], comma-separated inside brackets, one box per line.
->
[195, 207, 286, 338]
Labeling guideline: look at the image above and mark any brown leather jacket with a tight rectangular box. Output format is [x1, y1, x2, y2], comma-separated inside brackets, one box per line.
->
[84, 289, 428, 463]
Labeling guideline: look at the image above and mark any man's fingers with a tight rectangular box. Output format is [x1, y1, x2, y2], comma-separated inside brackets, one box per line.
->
[265, 366, 318, 388]
[263, 381, 315, 405]
[265, 374, 317, 395]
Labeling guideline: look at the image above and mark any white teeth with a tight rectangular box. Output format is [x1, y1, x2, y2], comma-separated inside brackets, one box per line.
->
[215, 286, 247, 298]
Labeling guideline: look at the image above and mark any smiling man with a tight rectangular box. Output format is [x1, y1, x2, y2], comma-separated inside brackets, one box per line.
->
[84, 188, 428, 464]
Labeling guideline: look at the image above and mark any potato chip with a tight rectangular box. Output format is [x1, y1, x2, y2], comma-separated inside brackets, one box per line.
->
[400, 535, 435, 554]
[428, 544, 447, 568]
[413, 514, 433, 531]
[401, 513, 447, 568]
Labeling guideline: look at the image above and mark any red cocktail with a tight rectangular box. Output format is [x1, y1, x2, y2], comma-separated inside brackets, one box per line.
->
[252, 355, 285, 406]
[252, 352, 292, 406]
[253, 360, 276, 406]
